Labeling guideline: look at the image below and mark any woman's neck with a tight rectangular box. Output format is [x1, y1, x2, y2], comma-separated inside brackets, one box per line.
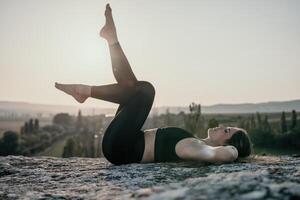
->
[200, 138, 217, 147]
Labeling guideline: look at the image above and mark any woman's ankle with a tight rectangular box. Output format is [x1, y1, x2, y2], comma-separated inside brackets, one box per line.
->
[108, 39, 119, 46]
[76, 85, 92, 97]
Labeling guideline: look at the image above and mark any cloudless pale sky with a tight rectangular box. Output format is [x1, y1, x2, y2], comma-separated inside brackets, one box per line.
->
[0, 0, 299, 109]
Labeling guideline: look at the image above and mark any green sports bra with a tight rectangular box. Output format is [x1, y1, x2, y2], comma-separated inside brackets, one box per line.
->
[154, 126, 196, 162]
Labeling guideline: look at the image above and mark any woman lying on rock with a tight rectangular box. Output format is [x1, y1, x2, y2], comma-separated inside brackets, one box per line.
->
[55, 4, 252, 165]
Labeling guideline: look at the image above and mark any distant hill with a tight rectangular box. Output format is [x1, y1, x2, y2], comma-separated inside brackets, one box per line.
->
[154, 99, 300, 114]
[201, 99, 300, 114]
[0, 99, 300, 119]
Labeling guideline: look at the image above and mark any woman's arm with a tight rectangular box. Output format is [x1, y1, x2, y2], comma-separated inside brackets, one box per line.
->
[176, 141, 238, 164]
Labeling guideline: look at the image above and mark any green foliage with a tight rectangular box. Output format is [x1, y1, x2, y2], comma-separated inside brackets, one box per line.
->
[21, 118, 40, 134]
[291, 110, 297, 130]
[256, 112, 262, 128]
[237, 117, 246, 129]
[34, 119, 39, 131]
[207, 118, 219, 129]
[281, 112, 287, 133]
[53, 113, 73, 128]
[29, 119, 34, 133]
[250, 114, 256, 129]
[76, 110, 83, 130]
[61, 131, 97, 158]
[75, 139, 85, 156]
[0, 131, 19, 156]
[274, 130, 300, 148]
[184, 102, 204, 138]
[42, 124, 64, 133]
[62, 138, 75, 158]
[244, 120, 250, 130]
[262, 115, 271, 132]
[24, 122, 29, 133]
[244, 111, 300, 150]
[21, 134, 40, 147]
[17, 116, 68, 156]
[249, 128, 274, 147]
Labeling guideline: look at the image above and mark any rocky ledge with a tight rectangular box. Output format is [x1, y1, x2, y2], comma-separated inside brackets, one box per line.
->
[0, 155, 300, 200]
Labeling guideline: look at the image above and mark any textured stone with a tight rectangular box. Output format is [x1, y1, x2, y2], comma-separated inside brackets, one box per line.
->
[0, 156, 299, 199]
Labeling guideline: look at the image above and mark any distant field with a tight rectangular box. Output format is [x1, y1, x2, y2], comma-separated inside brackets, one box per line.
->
[0, 118, 52, 138]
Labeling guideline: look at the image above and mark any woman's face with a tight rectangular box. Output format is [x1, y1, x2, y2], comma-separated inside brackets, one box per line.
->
[207, 124, 243, 146]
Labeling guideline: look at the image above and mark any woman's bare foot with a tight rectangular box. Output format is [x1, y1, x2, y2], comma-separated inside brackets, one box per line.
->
[100, 4, 118, 44]
[55, 82, 90, 103]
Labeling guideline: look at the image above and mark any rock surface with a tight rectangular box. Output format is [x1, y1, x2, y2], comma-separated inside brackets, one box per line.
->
[0, 156, 300, 200]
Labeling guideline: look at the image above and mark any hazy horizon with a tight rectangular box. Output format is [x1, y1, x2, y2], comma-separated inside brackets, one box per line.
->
[2, 98, 300, 109]
[1, 0, 299, 109]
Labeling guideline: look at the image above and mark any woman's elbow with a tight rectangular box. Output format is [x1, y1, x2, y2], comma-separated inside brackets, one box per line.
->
[214, 146, 238, 163]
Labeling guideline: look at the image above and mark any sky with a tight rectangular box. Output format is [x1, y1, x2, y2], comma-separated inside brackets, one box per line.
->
[0, 0, 299, 109]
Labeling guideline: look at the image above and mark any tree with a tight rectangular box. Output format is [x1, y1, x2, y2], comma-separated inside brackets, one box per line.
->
[262, 115, 271, 132]
[238, 117, 246, 129]
[24, 122, 29, 134]
[62, 138, 75, 158]
[291, 110, 297, 130]
[281, 111, 287, 133]
[249, 128, 274, 147]
[0, 131, 19, 156]
[53, 113, 72, 128]
[256, 112, 262, 128]
[76, 110, 83, 131]
[29, 118, 34, 133]
[34, 119, 39, 131]
[250, 114, 256, 129]
[244, 120, 250, 131]
[184, 102, 204, 137]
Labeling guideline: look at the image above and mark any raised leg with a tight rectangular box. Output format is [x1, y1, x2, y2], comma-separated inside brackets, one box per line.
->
[100, 3, 138, 87]
[55, 4, 140, 116]
[90, 82, 139, 105]
[102, 81, 156, 165]
[55, 81, 144, 105]
[108, 42, 138, 87]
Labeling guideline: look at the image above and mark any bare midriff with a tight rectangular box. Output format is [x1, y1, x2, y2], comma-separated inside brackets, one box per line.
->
[140, 128, 158, 163]
[140, 128, 203, 163]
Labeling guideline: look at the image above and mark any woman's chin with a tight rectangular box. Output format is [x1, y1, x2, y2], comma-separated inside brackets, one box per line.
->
[207, 128, 212, 135]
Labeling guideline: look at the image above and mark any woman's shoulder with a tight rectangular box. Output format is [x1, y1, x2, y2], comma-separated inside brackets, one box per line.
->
[175, 138, 211, 161]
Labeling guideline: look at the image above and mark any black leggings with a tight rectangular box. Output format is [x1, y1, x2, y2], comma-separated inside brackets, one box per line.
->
[90, 42, 155, 165]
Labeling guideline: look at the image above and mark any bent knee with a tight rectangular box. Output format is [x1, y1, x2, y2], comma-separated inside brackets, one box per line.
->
[137, 81, 156, 97]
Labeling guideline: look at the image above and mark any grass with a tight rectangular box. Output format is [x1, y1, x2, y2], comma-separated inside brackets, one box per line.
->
[37, 136, 70, 157]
